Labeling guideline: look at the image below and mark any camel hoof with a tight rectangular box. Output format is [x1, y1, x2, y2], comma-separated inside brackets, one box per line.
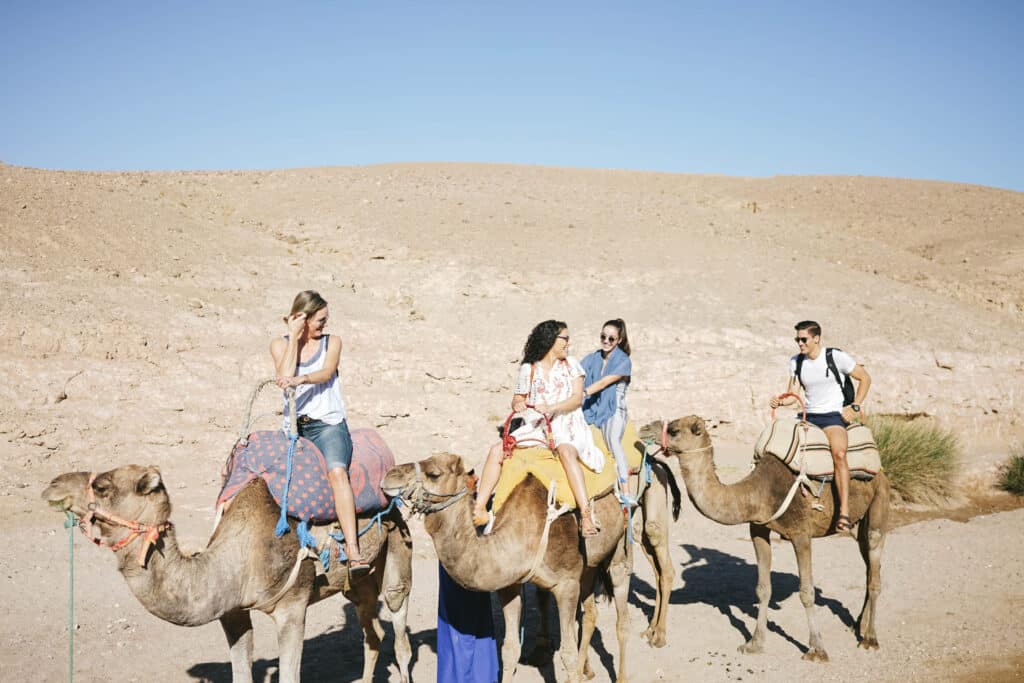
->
[801, 649, 829, 663]
[738, 640, 764, 655]
[858, 637, 880, 650]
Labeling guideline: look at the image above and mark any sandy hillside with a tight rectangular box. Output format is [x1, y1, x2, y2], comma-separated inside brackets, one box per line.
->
[1, 162, 1022, 682]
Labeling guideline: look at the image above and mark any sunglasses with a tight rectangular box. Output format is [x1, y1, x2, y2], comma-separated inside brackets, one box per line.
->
[794, 337, 812, 344]
[600, 334, 618, 342]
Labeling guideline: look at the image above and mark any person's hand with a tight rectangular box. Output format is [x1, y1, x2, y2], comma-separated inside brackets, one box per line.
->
[769, 395, 782, 409]
[286, 312, 307, 337]
[534, 402, 551, 415]
[511, 397, 527, 413]
[276, 375, 303, 389]
[841, 405, 859, 425]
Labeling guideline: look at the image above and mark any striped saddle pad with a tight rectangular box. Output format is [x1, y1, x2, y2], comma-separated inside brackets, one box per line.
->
[217, 427, 395, 522]
[753, 418, 881, 479]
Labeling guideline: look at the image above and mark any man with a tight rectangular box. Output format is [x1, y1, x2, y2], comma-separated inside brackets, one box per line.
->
[769, 321, 871, 532]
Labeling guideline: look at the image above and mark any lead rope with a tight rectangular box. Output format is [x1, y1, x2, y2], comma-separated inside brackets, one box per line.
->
[757, 394, 821, 524]
[521, 481, 571, 583]
[64, 510, 76, 683]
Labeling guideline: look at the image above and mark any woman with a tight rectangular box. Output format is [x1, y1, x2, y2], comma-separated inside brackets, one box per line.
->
[270, 290, 367, 571]
[472, 320, 604, 537]
[581, 319, 633, 485]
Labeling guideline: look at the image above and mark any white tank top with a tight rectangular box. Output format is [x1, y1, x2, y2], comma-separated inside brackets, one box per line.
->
[282, 334, 347, 427]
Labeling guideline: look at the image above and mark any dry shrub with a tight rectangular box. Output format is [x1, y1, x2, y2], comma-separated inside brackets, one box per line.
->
[997, 449, 1024, 496]
[865, 415, 960, 505]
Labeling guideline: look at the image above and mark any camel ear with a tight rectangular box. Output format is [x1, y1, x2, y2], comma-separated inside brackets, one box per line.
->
[690, 420, 704, 436]
[136, 468, 163, 495]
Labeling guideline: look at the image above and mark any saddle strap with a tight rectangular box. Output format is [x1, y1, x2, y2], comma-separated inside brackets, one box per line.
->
[521, 481, 572, 583]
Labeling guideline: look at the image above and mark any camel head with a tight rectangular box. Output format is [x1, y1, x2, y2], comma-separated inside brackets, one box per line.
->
[662, 415, 713, 461]
[381, 453, 473, 515]
[42, 465, 172, 546]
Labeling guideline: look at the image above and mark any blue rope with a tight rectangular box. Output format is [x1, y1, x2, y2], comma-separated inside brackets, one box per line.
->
[64, 511, 76, 683]
[274, 432, 299, 537]
[321, 497, 398, 571]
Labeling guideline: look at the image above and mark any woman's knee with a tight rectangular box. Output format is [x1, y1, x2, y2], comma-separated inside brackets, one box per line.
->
[328, 466, 352, 487]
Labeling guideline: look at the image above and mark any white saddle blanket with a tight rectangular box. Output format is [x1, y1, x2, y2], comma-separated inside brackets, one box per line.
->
[753, 419, 881, 479]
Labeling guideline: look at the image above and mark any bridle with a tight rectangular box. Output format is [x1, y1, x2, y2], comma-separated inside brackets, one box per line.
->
[501, 406, 555, 459]
[393, 462, 473, 515]
[75, 473, 173, 568]
[652, 419, 714, 458]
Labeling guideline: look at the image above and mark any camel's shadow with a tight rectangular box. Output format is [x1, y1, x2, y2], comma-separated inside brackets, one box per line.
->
[187, 602, 434, 682]
[629, 542, 856, 654]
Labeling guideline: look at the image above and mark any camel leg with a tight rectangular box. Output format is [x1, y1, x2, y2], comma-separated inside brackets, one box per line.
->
[856, 497, 887, 650]
[497, 585, 524, 681]
[739, 523, 772, 654]
[577, 570, 599, 681]
[608, 544, 632, 683]
[551, 579, 583, 683]
[383, 524, 413, 682]
[268, 595, 309, 683]
[349, 577, 386, 683]
[639, 475, 673, 648]
[219, 609, 255, 683]
[792, 535, 828, 662]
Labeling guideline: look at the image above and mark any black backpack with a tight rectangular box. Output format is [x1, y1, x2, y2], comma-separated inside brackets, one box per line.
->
[795, 348, 855, 407]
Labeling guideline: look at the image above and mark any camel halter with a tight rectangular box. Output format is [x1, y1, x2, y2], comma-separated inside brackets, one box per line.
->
[394, 462, 472, 515]
[76, 473, 173, 568]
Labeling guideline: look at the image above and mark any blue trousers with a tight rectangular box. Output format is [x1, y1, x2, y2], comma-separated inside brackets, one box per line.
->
[437, 564, 498, 683]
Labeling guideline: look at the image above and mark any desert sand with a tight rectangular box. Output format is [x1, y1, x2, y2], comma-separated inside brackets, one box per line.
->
[2, 162, 1022, 682]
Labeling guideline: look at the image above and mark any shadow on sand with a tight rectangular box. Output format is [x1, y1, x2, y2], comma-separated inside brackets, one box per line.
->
[186, 602, 434, 683]
[629, 542, 857, 655]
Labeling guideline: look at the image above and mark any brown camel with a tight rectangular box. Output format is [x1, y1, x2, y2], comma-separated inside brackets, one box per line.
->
[657, 416, 890, 661]
[42, 465, 413, 683]
[383, 452, 642, 683]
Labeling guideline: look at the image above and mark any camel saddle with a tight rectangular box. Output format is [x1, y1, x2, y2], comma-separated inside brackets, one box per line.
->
[753, 418, 881, 480]
[217, 427, 395, 523]
[492, 422, 645, 512]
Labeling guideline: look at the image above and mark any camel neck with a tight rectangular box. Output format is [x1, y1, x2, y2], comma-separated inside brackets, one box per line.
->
[676, 446, 778, 525]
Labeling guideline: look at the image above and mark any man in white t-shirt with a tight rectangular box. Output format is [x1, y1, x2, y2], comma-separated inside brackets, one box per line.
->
[769, 320, 872, 532]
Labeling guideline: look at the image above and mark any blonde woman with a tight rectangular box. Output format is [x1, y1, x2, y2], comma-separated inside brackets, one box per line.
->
[270, 290, 367, 571]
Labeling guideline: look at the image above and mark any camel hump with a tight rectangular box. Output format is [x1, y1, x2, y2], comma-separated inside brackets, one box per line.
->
[218, 428, 396, 523]
[754, 419, 881, 479]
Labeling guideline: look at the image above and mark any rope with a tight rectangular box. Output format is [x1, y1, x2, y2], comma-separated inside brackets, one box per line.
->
[757, 394, 819, 523]
[64, 510, 76, 683]
[522, 481, 571, 583]
[273, 388, 299, 537]
[323, 497, 401, 570]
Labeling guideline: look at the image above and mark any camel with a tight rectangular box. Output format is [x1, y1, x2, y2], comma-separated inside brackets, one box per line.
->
[42, 465, 413, 683]
[656, 416, 890, 661]
[382, 452, 666, 683]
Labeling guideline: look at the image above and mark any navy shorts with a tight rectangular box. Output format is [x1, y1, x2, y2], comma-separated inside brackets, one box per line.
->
[298, 418, 354, 471]
[805, 412, 847, 430]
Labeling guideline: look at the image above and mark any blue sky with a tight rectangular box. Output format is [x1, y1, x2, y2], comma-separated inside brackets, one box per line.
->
[2, 1, 1021, 190]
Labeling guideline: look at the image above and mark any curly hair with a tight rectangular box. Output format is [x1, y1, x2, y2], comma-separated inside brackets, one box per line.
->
[603, 318, 631, 356]
[521, 320, 567, 364]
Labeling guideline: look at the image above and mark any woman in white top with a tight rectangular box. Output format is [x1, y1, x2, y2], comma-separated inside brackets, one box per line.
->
[472, 320, 604, 537]
[270, 290, 367, 571]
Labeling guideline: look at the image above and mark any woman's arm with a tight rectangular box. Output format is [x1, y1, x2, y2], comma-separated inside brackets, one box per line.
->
[540, 377, 584, 415]
[583, 373, 626, 398]
[295, 335, 342, 385]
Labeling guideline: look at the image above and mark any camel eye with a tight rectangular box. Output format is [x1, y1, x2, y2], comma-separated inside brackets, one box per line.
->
[424, 468, 441, 480]
[690, 422, 703, 436]
[92, 479, 112, 496]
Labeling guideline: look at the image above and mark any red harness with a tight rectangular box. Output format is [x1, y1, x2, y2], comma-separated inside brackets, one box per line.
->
[78, 473, 173, 568]
[501, 406, 556, 460]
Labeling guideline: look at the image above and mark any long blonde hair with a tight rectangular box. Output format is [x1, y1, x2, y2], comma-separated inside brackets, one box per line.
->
[283, 290, 327, 324]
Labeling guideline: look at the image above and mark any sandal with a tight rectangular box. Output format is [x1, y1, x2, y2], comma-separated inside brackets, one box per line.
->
[579, 507, 601, 538]
[346, 545, 370, 574]
[836, 514, 853, 533]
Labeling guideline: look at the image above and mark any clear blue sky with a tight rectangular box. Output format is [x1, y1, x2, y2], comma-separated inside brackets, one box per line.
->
[2, 1, 1021, 190]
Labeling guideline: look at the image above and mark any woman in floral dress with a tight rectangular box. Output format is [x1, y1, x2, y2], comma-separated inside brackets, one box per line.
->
[472, 320, 603, 536]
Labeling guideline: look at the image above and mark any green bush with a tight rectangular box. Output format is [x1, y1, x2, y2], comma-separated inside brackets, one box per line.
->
[865, 415, 960, 505]
[997, 449, 1024, 496]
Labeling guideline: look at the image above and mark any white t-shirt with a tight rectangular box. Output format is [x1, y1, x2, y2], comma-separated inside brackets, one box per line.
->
[789, 349, 856, 414]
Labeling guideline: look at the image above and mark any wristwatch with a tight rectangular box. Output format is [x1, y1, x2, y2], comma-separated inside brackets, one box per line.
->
[851, 404, 861, 412]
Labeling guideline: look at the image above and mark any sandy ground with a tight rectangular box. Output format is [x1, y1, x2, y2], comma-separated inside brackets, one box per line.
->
[2, 162, 1023, 682]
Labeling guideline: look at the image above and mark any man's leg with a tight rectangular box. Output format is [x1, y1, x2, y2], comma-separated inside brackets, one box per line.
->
[823, 425, 850, 524]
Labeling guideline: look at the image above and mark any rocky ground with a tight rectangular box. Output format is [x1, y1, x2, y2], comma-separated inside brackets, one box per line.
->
[1, 162, 1022, 681]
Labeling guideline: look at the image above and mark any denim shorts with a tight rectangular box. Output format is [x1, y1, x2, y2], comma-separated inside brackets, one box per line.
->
[805, 412, 847, 430]
[298, 418, 353, 471]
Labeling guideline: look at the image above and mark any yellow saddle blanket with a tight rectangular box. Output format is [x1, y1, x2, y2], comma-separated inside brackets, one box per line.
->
[492, 422, 646, 512]
[753, 418, 881, 478]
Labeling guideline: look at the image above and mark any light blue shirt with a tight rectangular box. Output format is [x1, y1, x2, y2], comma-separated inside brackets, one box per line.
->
[580, 347, 631, 428]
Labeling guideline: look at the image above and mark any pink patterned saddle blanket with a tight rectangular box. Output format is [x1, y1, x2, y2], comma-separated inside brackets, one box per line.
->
[217, 428, 395, 523]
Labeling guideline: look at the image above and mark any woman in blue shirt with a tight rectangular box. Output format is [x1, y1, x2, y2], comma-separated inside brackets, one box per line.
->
[581, 319, 633, 485]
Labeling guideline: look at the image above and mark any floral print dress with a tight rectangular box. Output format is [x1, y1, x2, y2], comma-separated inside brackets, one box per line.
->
[514, 357, 605, 472]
